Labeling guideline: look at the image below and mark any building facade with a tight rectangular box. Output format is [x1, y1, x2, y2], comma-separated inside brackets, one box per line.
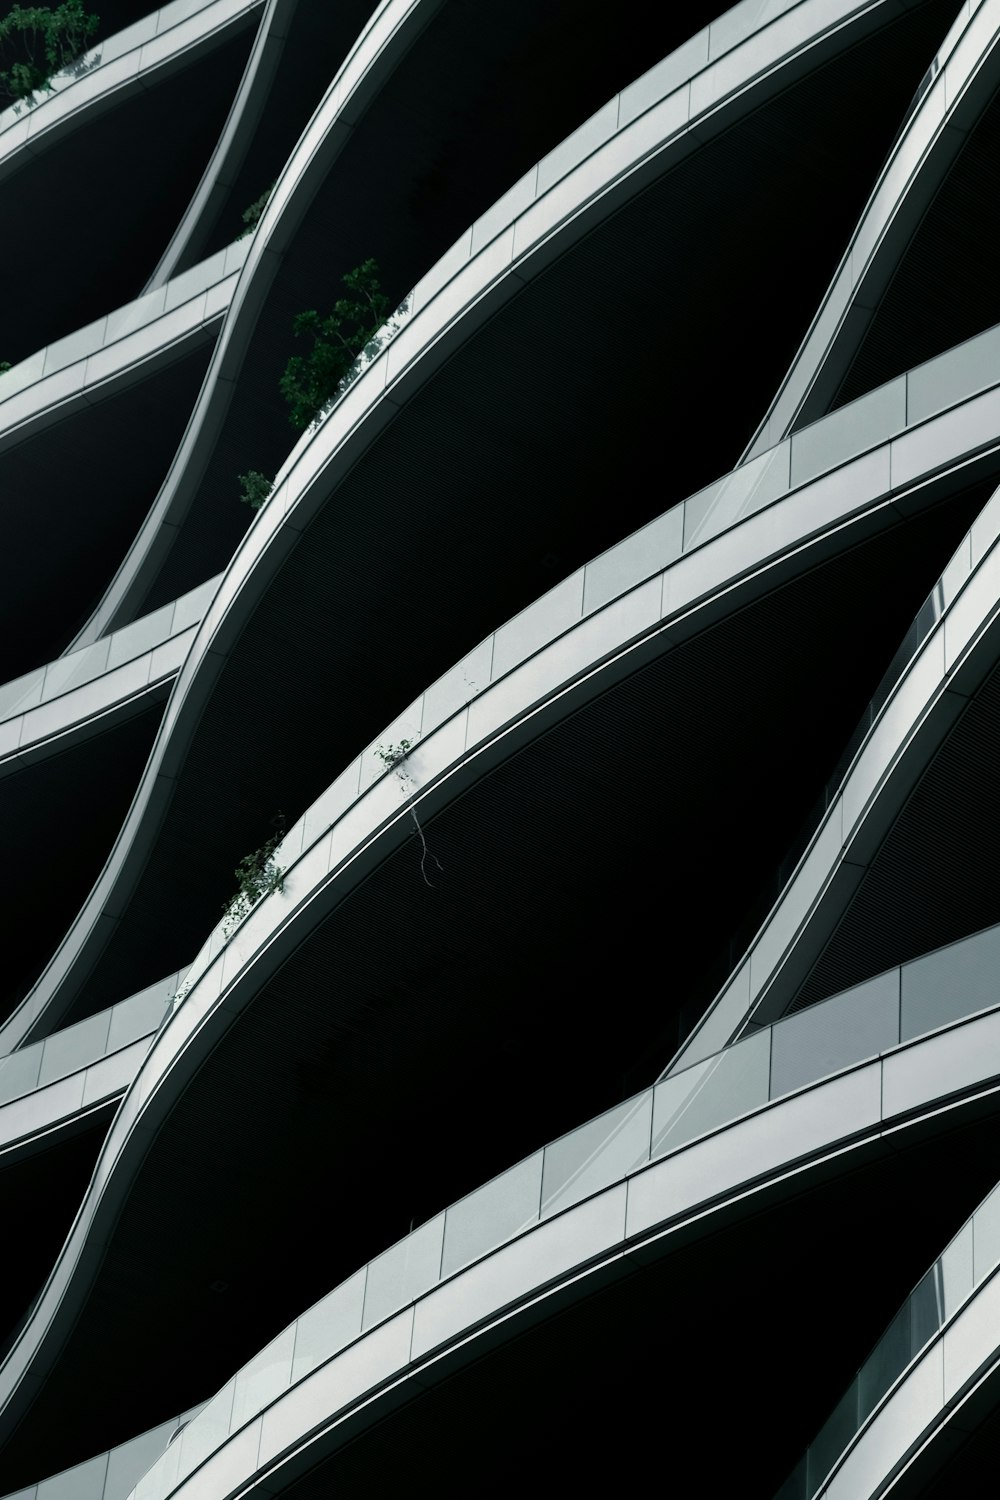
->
[3, 0, 1000, 1494]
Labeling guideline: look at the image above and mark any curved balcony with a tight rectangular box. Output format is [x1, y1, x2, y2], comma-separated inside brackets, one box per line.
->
[59, 918, 1000, 1500]
[744, 0, 997, 455]
[672, 398, 1000, 1070]
[0, 354, 994, 1477]
[74, 0, 940, 643]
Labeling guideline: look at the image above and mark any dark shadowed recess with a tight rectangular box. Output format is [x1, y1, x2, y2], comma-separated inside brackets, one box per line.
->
[138, 0, 961, 614]
[0, 19, 255, 365]
[832, 80, 1000, 410]
[278, 1115, 1000, 1500]
[0, 699, 164, 1027]
[0, 1115, 111, 1370]
[1, 492, 986, 1481]
[190, 0, 781, 271]
[6, 1041, 1000, 1489]
[0, 341, 213, 683]
[56, 4, 976, 1038]
[793, 652, 1000, 1012]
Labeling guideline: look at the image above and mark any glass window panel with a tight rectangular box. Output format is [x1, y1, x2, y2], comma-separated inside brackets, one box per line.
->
[230, 1324, 295, 1433]
[652, 1030, 770, 1158]
[362, 1214, 444, 1331]
[859, 1304, 911, 1421]
[807, 1376, 859, 1493]
[291, 1268, 366, 1381]
[38, 1010, 112, 1086]
[901, 923, 1000, 1041]
[770, 971, 899, 1100]
[0, 1044, 43, 1104]
[974, 1182, 1000, 1285]
[541, 1091, 651, 1219]
[441, 1152, 543, 1279]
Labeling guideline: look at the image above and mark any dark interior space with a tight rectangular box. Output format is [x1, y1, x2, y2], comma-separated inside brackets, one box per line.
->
[276, 1112, 1000, 1500]
[0, 486, 984, 1483]
[0, 700, 163, 1027]
[831, 80, 1000, 411]
[4, 1065, 1000, 1492]
[0, 16, 255, 365]
[0, 341, 213, 683]
[0, 1113, 111, 1366]
[137, 0, 959, 616]
[792, 651, 1000, 1013]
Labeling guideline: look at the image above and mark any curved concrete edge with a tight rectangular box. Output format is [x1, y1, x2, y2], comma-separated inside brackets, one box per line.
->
[0, 1036, 150, 1170]
[743, 0, 999, 459]
[0, 249, 246, 457]
[73, 0, 895, 649]
[146, 0, 297, 289]
[3, 406, 1000, 1470]
[0, 578, 218, 779]
[114, 1005, 1000, 1500]
[670, 471, 1000, 1075]
[0, 0, 264, 185]
[11, 232, 1000, 1056]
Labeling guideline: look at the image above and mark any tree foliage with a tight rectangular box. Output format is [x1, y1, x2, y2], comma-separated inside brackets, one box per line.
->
[238, 184, 274, 239]
[0, 2, 98, 107]
[279, 258, 389, 430]
[237, 469, 273, 510]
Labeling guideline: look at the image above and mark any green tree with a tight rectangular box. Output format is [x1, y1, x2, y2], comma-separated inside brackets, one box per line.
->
[237, 470, 273, 510]
[0, 2, 99, 107]
[279, 258, 389, 430]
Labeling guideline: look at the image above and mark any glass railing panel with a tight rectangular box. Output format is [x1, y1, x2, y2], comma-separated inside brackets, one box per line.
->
[103, 286, 168, 346]
[42, 316, 107, 377]
[540, 1091, 651, 1219]
[652, 1028, 770, 1159]
[39, 639, 111, 703]
[229, 1324, 295, 1433]
[440, 1152, 543, 1280]
[682, 442, 789, 550]
[106, 603, 173, 671]
[172, 576, 220, 635]
[290, 1267, 365, 1382]
[0, 351, 45, 398]
[361, 1214, 444, 1331]
[937, 1219, 973, 1318]
[36, 1448, 108, 1500]
[37, 1009, 112, 1086]
[972, 1180, 1000, 1285]
[0, 665, 45, 720]
[901, 924, 1000, 1041]
[176, 1376, 234, 1479]
[106, 1416, 183, 1500]
[108, 981, 174, 1051]
[806, 1376, 859, 1495]
[907, 322, 1000, 426]
[909, 1260, 945, 1354]
[0, 1043, 43, 1105]
[769, 971, 899, 1101]
[858, 1302, 911, 1423]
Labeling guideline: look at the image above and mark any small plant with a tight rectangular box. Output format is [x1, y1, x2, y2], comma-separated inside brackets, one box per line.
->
[237, 183, 274, 239]
[221, 821, 286, 938]
[279, 258, 391, 430]
[376, 739, 442, 889]
[0, 2, 99, 108]
[0, 362, 10, 374]
[238, 469, 272, 510]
